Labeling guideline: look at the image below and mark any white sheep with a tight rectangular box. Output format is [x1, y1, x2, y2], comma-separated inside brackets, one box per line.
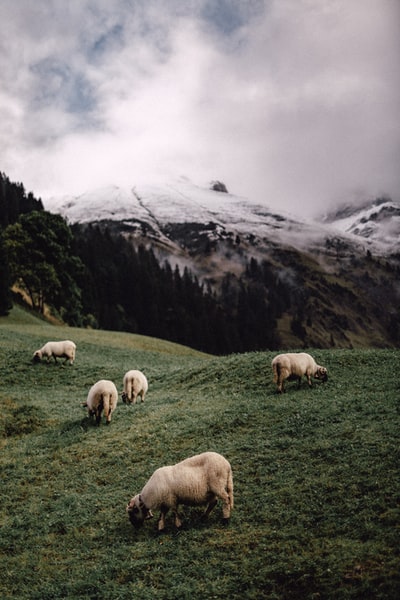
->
[121, 370, 148, 404]
[272, 352, 328, 393]
[84, 379, 118, 425]
[126, 451, 234, 531]
[33, 340, 76, 365]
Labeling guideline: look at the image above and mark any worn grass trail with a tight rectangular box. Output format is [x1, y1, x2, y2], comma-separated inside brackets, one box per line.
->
[0, 307, 399, 599]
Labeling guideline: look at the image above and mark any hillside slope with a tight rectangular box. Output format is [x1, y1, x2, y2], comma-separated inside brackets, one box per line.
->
[0, 315, 399, 599]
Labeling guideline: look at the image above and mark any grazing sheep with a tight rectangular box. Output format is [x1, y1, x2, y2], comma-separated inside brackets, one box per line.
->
[84, 380, 118, 425]
[272, 352, 328, 393]
[127, 451, 234, 531]
[33, 340, 76, 365]
[121, 370, 148, 404]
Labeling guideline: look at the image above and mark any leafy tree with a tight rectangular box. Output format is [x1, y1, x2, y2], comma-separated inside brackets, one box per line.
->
[4, 211, 84, 322]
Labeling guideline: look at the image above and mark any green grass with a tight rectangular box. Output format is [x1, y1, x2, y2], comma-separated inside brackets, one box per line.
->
[0, 305, 399, 599]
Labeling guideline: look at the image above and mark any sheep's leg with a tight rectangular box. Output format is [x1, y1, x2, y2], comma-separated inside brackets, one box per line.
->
[95, 399, 103, 425]
[297, 376, 302, 388]
[173, 511, 183, 529]
[202, 497, 218, 520]
[158, 507, 169, 531]
[275, 367, 284, 393]
[306, 372, 312, 387]
[219, 492, 232, 520]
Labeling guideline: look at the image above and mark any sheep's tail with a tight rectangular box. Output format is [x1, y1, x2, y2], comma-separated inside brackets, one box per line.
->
[102, 393, 110, 421]
[227, 467, 234, 510]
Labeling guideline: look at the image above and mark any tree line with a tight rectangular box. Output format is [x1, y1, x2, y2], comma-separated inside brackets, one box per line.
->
[70, 223, 284, 353]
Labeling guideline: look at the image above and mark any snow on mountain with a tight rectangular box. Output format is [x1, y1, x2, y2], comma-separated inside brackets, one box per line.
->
[322, 198, 400, 250]
[44, 178, 400, 256]
[46, 185, 150, 224]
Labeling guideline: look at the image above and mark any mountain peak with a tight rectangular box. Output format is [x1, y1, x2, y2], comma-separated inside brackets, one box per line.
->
[322, 197, 400, 248]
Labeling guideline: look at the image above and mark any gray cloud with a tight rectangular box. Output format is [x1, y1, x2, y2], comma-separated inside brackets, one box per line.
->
[0, 0, 398, 216]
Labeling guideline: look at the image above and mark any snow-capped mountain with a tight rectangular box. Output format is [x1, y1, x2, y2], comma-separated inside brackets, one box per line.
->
[322, 197, 400, 251]
[44, 178, 400, 349]
[45, 178, 400, 256]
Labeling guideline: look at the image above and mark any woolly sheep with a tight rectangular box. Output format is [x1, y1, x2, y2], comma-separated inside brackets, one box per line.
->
[84, 379, 118, 425]
[121, 370, 148, 404]
[33, 340, 76, 365]
[272, 352, 328, 393]
[126, 451, 234, 531]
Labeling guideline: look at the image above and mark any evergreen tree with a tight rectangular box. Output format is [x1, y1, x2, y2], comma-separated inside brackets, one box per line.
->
[0, 172, 43, 227]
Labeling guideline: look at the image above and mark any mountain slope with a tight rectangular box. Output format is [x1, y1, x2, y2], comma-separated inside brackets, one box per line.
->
[45, 179, 400, 349]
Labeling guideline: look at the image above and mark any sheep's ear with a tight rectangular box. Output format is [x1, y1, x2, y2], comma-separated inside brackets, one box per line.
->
[127, 497, 137, 512]
[145, 510, 154, 520]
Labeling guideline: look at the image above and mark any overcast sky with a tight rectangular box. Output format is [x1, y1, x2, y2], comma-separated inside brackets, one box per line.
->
[1, 0, 399, 216]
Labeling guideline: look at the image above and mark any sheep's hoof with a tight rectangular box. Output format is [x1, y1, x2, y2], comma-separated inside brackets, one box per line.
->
[222, 518, 230, 526]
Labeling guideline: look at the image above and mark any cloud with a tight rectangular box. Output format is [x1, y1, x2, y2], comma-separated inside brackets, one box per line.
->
[0, 0, 399, 216]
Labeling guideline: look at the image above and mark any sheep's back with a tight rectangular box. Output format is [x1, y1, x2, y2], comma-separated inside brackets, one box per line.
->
[142, 453, 231, 508]
[123, 370, 148, 391]
[273, 352, 315, 376]
[87, 380, 118, 408]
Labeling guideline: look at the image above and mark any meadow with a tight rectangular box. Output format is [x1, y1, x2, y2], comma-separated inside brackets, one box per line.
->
[0, 305, 399, 599]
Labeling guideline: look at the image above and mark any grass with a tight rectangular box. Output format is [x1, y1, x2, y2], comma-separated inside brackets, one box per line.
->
[0, 305, 399, 599]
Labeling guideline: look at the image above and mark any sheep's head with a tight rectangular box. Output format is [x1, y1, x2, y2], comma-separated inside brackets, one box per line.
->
[126, 494, 153, 528]
[121, 392, 128, 404]
[315, 366, 328, 382]
[33, 351, 42, 363]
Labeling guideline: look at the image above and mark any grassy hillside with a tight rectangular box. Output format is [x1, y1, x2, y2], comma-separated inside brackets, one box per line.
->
[0, 307, 399, 599]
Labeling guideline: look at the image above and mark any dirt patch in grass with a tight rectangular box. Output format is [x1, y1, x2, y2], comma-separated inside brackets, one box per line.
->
[0, 399, 47, 437]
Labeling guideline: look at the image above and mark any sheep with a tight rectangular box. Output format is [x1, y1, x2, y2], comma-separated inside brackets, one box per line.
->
[84, 379, 118, 425]
[121, 369, 148, 404]
[126, 451, 234, 532]
[33, 340, 76, 365]
[272, 352, 328, 393]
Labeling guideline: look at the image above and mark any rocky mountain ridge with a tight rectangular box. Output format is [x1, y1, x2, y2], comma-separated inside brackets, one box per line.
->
[46, 179, 400, 257]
